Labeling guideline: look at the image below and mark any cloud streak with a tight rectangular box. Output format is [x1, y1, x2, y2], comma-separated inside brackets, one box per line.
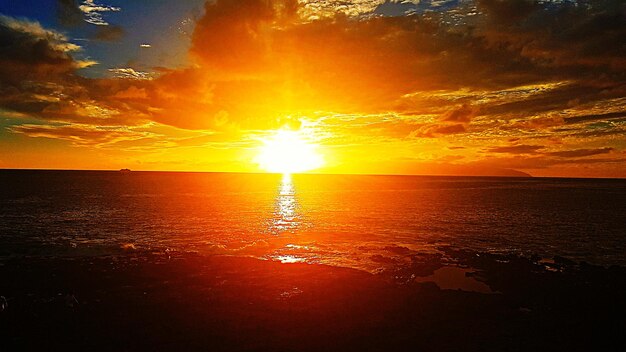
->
[79, 0, 121, 26]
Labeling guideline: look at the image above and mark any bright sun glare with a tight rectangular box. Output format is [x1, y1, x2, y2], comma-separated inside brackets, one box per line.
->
[256, 129, 323, 174]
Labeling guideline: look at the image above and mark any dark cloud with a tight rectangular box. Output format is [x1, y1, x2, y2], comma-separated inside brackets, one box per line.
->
[478, 0, 626, 74]
[481, 146, 617, 172]
[564, 111, 626, 124]
[486, 145, 544, 154]
[441, 104, 478, 123]
[481, 84, 614, 118]
[477, 0, 540, 24]
[547, 147, 614, 158]
[568, 128, 626, 138]
[0, 15, 85, 83]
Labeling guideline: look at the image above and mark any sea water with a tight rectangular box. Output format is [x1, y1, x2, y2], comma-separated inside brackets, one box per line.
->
[1, 170, 624, 270]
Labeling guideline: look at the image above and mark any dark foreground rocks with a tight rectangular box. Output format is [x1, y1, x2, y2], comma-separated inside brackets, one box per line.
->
[0, 252, 624, 351]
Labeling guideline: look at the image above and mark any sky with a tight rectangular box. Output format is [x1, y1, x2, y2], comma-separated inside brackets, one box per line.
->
[0, 0, 624, 177]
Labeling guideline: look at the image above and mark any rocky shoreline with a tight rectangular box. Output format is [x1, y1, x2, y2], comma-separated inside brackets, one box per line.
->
[1, 250, 624, 351]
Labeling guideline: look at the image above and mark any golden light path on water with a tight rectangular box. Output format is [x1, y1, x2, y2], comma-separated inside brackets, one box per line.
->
[271, 173, 298, 233]
[270, 173, 308, 264]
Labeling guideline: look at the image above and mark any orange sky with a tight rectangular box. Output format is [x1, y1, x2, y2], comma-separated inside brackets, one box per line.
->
[0, 0, 625, 178]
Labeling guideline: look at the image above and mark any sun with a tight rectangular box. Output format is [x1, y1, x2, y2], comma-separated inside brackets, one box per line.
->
[256, 129, 324, 174]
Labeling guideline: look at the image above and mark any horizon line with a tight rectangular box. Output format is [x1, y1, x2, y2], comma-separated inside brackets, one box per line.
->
[1, 167, 625, 180]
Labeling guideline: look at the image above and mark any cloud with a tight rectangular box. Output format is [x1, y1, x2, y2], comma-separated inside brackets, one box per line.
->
[477, 0, 626, 73]
[2, 0, 626, 176]
[482, 145, 616, 166]
[8, 121, 241, 152]
[441, 104, 478, 123]
[0, 15, 94, 84]
[0, 14, 81, 53]
[182, 0, 626, 126]
[0, 16, 155, 128]
[477, 0, 539, 24]
[547, 147, 614, 158]
[9, 123, 148, 146]
[56, 0, 121, 27]
[108, 68, 153, 80]
[112, 86, 148, 100]
[298, 0, 383, 19]
[564, 111, 626, 125]
[413, 123, 467, 138]
[78, 0, 121, 26]
[486, 145, 544, 154]
[8, 0, 625, 132]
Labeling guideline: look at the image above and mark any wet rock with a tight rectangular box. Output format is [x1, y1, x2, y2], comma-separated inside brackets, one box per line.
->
[554, 255, 576, 266]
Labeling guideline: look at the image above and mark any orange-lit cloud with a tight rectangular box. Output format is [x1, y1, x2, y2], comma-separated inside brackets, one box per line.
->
[1, 0, 625, 177]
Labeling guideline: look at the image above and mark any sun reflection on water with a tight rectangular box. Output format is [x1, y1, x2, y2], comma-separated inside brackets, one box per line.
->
[269, 173, 300, 234]
[267, 174, 317, 264]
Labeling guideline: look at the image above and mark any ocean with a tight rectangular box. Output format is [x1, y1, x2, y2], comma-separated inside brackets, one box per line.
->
[1, 170, 625, 270]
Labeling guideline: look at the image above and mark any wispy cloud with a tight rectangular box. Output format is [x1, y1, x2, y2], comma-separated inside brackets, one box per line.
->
[78, 0, 120, 26]
[547, 148, 615, 158]
[108, 68, 154, 80]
